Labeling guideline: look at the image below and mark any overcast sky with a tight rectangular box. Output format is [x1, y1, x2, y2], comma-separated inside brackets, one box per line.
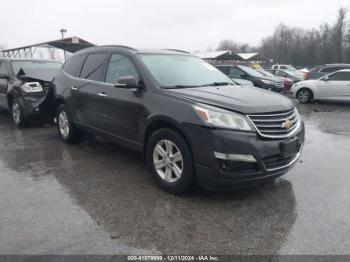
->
[1, 0, 350, 52]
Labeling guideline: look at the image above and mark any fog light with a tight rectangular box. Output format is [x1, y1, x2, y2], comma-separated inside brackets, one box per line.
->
[214, 152, 257, 163]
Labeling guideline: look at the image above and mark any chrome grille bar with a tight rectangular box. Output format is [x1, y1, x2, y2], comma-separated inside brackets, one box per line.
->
[248, 108, 301, 138]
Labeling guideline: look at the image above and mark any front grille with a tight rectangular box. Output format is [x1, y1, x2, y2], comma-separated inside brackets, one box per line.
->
[275, 81, 283, 88]
[248, 108, 300, 138]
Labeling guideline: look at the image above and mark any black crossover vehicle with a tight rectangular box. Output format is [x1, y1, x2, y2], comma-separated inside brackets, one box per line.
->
[52, 46, 305, 193]
[216, 65, 284, 93]
[0, 58, 62, 126]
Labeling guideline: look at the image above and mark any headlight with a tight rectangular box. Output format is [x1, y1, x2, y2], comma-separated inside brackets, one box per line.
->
[193, 104, 254, 131]
[260, 79, 275, 85]
[21, 82, 43, 93]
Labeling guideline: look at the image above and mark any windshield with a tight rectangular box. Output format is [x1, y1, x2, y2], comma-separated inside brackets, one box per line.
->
[239, 65, 265, 78]
[138, 54, 234, 87]
[257, 69, 275, 77]
[11, 60, 62, 75]
[286, 65, 297, 71]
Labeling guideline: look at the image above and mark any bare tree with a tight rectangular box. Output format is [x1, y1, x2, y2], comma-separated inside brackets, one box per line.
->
[257, 7, 350, 66]
[216, 39, 252, 53]
[333, 8, 347, 62]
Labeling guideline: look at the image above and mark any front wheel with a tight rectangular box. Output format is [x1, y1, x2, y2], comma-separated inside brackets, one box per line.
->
[11, 98, 28, 127]
[146, 128, 195, 194]
[296, 88, 313, 103]
[57, 104, 81, 144]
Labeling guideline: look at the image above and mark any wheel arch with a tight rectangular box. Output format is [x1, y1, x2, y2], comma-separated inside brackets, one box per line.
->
[142, 116, 193, 162]
[297, 86, 315, 100]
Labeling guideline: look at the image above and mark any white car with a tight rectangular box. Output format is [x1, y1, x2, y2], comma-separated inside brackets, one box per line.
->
[272, 64, 306, 79]
[291, 69, 350, 103]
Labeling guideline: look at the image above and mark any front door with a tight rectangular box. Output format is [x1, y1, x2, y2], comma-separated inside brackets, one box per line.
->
[93, 53, 143, 142]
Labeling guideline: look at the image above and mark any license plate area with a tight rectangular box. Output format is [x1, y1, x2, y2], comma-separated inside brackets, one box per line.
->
[280, 137, 300, 157]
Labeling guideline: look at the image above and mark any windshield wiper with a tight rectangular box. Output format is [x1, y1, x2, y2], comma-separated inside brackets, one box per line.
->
[162, 85, 200, 89]
[200, 82, 232, 87]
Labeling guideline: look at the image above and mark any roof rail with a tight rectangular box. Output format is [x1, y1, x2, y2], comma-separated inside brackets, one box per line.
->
[99, 45, 137, 51]
[164, 49, 190, 54]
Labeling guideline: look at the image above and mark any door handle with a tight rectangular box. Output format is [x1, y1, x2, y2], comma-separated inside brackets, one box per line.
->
[97, 92, 107, 97]
[71, 86, 78, 91]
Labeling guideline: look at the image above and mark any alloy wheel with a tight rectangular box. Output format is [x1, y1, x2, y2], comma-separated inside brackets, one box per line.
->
[153, 139, 184, 183]
[12, 102, 21, 125]
[298, 90, 310, 103]
[58, 111, 70, 138]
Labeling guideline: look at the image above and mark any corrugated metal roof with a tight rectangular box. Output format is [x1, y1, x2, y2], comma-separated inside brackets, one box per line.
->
[194, 50, 231, 59]
[237, 53, 259, 60]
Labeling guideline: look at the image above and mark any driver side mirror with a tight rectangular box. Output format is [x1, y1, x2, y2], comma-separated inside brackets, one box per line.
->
[114, 76, 139, 89]
[323, 76, 329, 81]
[0, 74, 9, 80]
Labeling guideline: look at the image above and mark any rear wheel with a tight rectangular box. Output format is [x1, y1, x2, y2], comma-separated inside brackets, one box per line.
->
[11, 98, 28, 127]
[297, 88, 313, 103]
[147, 128, 194, 194]
[57, 104, 81, 144]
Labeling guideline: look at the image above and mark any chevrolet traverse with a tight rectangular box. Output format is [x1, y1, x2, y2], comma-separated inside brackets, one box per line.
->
[52, 46, 305, 193]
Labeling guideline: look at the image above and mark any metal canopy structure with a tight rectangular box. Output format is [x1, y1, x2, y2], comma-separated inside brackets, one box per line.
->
[1, 37, 95, 58]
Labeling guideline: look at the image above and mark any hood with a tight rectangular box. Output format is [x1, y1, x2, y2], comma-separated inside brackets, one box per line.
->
[17, 68, 59, 82]
[166, 85, 294, 114]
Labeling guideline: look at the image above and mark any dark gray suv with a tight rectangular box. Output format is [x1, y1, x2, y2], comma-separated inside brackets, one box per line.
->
[52, 46, 305, 193]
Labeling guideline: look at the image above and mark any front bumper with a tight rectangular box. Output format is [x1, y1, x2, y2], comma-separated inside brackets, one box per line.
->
[184, 121, 305, 190]
[19, 95, 46, 119]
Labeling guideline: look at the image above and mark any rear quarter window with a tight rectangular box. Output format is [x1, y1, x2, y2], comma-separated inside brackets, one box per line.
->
[321, 67, 341, 73]
[62, 55, 87, 77]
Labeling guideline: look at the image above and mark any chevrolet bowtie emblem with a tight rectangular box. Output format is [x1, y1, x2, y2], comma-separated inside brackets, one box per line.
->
[282, 120, 293, 129]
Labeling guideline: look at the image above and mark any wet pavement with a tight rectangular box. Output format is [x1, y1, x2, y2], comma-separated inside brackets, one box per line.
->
[0, 101, 350, 255]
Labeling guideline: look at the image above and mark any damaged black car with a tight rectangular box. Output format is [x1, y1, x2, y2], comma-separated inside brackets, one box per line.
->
[0, 58, 62, 127]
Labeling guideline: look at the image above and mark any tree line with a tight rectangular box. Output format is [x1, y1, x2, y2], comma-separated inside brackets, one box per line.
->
[216, 8, 350, 67]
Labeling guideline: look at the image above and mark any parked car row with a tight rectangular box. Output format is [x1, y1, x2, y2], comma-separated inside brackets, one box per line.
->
[0, 47, 305, 193]
[216, 64, 284, 93]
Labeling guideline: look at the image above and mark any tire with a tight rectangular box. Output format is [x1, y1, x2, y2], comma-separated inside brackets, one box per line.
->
[296, 88, 313, 103]
[11, 98, 29, 127]
[146, 128, 195, 194]
[57, 104, 81, 144]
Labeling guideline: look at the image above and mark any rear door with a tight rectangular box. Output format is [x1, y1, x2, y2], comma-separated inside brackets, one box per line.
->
[74, 53, 110, 127]
[0, 61, 9, 108]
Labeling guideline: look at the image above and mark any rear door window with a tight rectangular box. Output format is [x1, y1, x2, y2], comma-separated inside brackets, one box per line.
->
[228, 67, 244, 78]
[62, 55, 87, 77]
[216, 66, 229, 75]
[321, 67, 341, 73]
[80, 53, 109, 82]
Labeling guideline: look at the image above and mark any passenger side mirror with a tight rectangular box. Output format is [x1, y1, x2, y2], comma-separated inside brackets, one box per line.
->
[115, 76, 138, 88]
[323, 76, 329, 81]
[282, 73, 288, 77]
[0, 74, 9, 80]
